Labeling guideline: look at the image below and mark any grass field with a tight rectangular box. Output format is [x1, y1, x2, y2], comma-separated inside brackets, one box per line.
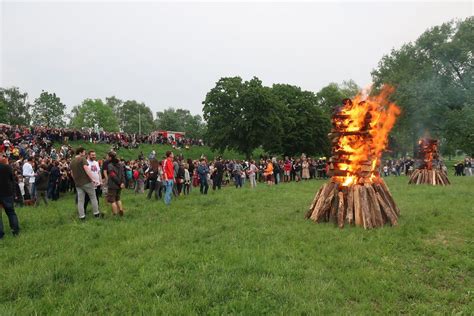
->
[63, 141, 264, 161]
[0, 175, 472, 314]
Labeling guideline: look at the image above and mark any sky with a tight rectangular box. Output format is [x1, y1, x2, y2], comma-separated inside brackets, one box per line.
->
[1, 1, 472, 116]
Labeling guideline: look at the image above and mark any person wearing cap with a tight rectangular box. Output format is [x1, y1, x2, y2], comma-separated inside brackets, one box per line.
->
[0, 154, 20, 239]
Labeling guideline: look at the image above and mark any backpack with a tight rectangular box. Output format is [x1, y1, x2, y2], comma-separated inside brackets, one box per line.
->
[133, 170, 139, 180]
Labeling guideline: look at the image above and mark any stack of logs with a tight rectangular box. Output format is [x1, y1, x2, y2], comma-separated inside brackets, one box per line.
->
[306, 100, 400, 229]
[305, 179, 400, 229]
[408, 138, 450, 185]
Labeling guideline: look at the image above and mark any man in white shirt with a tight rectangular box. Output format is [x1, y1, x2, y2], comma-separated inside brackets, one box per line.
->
[83, 150, 102, 212]
[22, 157, 36, 199]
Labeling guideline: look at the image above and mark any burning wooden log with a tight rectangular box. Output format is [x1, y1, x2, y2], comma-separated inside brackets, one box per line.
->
[408, 138, 450, 186]
[306, 179, 398, 228]
[307, 86, 401, 229]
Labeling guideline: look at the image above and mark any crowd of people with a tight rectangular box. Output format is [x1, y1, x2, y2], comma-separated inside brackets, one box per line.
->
[0, 124, 204, 154]
[0, 126, 472, 239]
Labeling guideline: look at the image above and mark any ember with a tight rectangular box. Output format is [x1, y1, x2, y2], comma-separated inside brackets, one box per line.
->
[408, 138, 450, 185]
[306, 85, 401, 229]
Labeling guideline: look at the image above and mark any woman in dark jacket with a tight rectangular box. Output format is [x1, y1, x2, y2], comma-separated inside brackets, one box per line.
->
[106, 152, 125, 216]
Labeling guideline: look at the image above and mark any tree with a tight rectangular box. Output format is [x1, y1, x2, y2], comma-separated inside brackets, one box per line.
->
[0, 87, 31, 125]
[120, 100, 155, 134]
[69, 99, 120, 132]
[272, 84, 331, 156]
[315, 80, 360, 111]
[105, 96, 123, 124]
[31, 90, 66, 127]
[155, 108, 206, 139]
[371, 17, 473, 155]
[444, 105, 474, 156]
[203, 77, 284, 158]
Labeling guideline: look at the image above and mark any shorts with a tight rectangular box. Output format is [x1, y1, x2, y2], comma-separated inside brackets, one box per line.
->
[284, 170, 290, 176]
[266, 174, 274, 182]
[107, 188, 121, 203]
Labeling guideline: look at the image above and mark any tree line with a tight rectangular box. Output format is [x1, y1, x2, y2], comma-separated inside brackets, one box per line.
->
[1, 17, 472, 157]
[0, 91, 207, 139]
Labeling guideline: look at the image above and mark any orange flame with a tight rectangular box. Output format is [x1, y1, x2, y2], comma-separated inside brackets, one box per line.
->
[332, 85, 401, 186]
[418, 138, 438, 170]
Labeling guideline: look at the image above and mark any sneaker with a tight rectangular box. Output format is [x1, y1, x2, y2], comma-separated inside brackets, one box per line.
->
[79, 217, 86, 221]
[118, 210, 124, 216]
[94, 213, 104, 219]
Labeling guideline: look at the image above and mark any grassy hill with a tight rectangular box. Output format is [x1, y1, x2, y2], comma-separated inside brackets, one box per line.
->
[61, 141, 263, 161]
[0, 175, 472, 314]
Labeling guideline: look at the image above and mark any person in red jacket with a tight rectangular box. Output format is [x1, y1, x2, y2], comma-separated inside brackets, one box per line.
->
[162, 151, 175, 205]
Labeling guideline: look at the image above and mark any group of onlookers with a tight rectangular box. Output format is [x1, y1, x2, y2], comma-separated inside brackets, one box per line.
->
[453, 157, 473, 176]
[0, 124, 204, 154]
[1, 125, 472, 239]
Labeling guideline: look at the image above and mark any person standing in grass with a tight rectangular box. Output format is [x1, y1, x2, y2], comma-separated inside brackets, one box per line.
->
[34, 164, 49, 207]
[162, 151, 175, 205]
[248, 160, 258, 188]
[146, 159, 162, 200]
[183, 163, 191, 195]
[106, 152, 125, 216]
[0, 154, 20, 239]
[212, 158, 224, 190]
[233, 160, 243, 188]
[197, 159, 210, 194]
[264, 159, 274, 185]
[70, 147, 102, 220]
[84, 150, 102, 212]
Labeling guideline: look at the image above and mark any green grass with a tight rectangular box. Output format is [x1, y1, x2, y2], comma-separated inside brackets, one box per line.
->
[0, 175, 472, 314]
[62, 141, 263, 161]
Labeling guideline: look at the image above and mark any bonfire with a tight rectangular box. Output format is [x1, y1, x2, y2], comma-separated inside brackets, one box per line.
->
[306, 86, 401, 229]
[408, 138, 450, 185]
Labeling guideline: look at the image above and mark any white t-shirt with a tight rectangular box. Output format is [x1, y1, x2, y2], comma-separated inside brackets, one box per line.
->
[22, 162, 35, 183]
[88, 159, 101, 186]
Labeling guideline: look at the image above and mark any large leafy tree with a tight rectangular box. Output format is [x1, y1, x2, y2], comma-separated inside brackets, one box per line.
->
[31, 90, 66, 127]
[444, 106, 474, 156]
[70, 99, 120, 132]
[371, 17, 473, 155]
[315, 80, 360, 111]
[155, 108, 206, 139]
[272, 84, 331, 156]
[120, 100, 155, 134]
[105, 96, 123, 121]
[203, 77, 284, 158]
[0, 87, 31, 125]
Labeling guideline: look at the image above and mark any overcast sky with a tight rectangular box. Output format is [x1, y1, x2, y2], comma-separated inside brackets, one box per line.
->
[1, 1, 472, 116]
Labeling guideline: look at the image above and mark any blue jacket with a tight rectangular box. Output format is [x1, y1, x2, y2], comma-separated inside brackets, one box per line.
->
[197, 165, 209, 179]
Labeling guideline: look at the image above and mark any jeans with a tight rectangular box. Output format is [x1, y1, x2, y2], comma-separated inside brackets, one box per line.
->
[84, 187, 101, 212]
[147, 179, 162, 199]
[47, 181, 60, 200]
[234, 174, 242, 188]
[76, 182, 100, 218]
[0, 196, 20, 238]
[199, 177, 208, 194]
[275, 173, 280, 185]
[164, 180, 174, 205]
[134, 179, 144, 194]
